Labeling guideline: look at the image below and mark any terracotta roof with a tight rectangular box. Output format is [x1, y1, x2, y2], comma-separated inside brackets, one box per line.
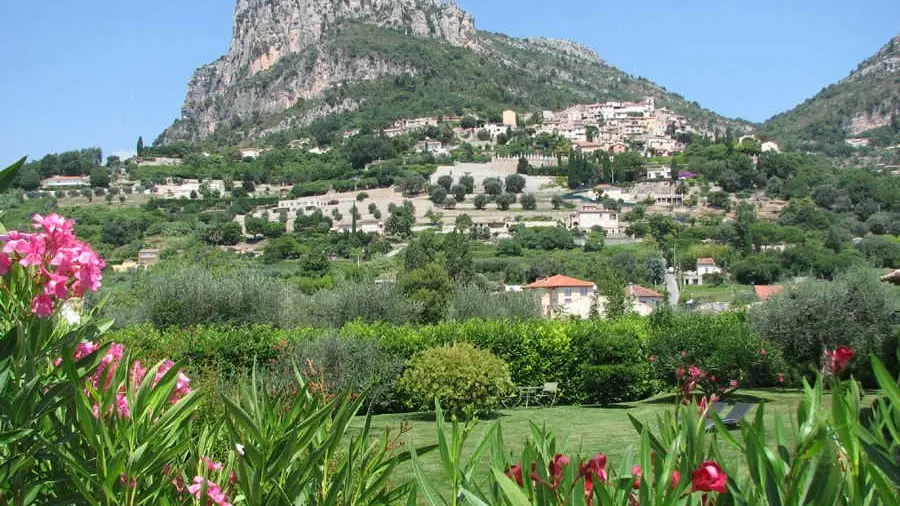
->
[697, 258, 716, 265]
[882, 269, 900, 285]
[754, 285, 784, 300]
[524, 275, 595, 289]
[626, 284, 663, 298]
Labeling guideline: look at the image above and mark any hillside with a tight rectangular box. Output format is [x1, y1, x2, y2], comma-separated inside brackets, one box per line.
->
[760, 35, 899, 150]
[157, 0, 748, 146]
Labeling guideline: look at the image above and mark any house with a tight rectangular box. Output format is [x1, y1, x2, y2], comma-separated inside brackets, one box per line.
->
[845, 138, 870, 148]
[523, 275, 597, 319]
[239, 148, 263, 159]
[332, 219, 384, 235]
[646, 166, 672, 180]
[138, 249, 160, 267]
[502, 110, 518, 127]
[754, 285, 784, 301]
[41, 176, 90, 190]
[761, 141, 781, 153]
[567, 205, 621, 234]
[626, 284, 664, 308]
[683, 258, 722, 286]
[573, 140, 604, 154]
[697, 258, 721, 277]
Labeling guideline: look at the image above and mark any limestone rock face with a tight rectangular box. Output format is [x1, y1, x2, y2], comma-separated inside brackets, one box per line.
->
[160, 0, 476, 143]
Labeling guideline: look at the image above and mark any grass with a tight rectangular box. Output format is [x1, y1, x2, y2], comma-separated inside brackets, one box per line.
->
[680, 283, 755, 303]
[356, 389, 812, 494]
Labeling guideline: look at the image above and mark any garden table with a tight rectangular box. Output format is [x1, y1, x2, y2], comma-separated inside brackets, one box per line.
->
[517, 386, 543, 408]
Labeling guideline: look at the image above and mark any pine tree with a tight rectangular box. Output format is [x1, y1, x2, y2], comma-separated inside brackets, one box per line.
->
[136, 136, 144, 157]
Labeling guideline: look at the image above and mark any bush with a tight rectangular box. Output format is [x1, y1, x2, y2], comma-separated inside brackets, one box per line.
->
[649, 312, 787, 389]
[573, 319, 655, 405]
[117, 265, 299, 329]
[446, 286, 542, 321]
[272, 336, 404, 412]
[750, 268, 899, 384]
[399, 342, 513, 419]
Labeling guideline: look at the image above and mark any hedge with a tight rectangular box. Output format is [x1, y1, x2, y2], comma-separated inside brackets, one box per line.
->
[109, 313, 785, 412]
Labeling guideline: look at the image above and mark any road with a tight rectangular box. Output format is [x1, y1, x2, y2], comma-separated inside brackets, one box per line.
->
[665, 272, 680, 307]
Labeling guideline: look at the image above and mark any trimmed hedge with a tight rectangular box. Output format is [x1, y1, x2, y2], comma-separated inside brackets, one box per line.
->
[109, 313, 785, 413]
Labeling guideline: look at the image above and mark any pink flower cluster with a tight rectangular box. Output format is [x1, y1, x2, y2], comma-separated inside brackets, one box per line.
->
[58, 341, 191, 419]
[1, 214, 104, 318]
[187, 477, 232, 506]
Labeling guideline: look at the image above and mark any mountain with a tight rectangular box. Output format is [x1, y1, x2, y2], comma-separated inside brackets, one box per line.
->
[158, 0, 748, 146]
[761, 35, 899, 148]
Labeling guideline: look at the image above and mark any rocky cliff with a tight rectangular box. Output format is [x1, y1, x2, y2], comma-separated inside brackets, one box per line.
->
[161, 0, 476, 142]
[761, 35, 899, 144]
[159, 0, 745, 145]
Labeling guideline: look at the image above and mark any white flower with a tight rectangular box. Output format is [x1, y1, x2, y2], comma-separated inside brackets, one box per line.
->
[235, 443, 245, 456]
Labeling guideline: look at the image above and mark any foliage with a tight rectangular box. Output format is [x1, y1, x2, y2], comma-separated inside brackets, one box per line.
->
[399, 263, 455, 324]
[415, 356, 900, 506]
[648, 312, 788, 389]
[575, 325, 655, 405]
[447, 286, 542, 321]
[399, 342, 513, 419]
[271, 335, 403, 412]
[749, 268, 899, 384]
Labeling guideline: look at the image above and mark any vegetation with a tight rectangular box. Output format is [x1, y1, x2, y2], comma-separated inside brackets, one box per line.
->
[399, 342, 513, 419]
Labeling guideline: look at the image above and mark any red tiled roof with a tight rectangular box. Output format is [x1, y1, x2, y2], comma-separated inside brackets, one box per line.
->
[524, 275, 595, 289]
[626, 284, 663, 298]
[697, 257, 716, 265]
[754, 285, 784, 300]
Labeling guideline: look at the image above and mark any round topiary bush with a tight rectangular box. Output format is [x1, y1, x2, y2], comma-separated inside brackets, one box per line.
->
[399, 342, 513, 419]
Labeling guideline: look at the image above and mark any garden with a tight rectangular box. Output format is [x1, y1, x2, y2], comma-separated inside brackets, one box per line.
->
[2, 157, 900, 505]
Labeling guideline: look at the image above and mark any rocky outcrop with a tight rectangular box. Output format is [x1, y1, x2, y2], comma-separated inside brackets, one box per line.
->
[160, 0, 476, 143]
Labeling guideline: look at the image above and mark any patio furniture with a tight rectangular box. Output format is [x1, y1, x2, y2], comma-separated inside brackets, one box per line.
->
[534, 382, 559, 407]
[516, 386, 543, 408]
[706, 402, 754, 430]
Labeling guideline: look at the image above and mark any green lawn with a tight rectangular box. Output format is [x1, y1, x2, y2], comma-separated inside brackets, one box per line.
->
[356, 389, 812, 493]
[680, 283, 755, 303]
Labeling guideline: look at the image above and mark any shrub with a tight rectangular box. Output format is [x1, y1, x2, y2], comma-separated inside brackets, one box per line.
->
[573, 318, 655, 405]
[119, 264, 299, 328]
[272, 336, 404, 412]
[399, 342, 513, 419]
[750, 268, 899, 384]
[580, 363, 653, 406]
[649, 312, 787, 389]
[446, 286, 541, 321]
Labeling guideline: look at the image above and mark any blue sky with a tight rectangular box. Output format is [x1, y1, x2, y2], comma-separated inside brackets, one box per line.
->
[0, 0, 897, 164]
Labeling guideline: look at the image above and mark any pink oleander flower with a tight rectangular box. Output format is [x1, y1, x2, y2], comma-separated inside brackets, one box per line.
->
[777, 373, 785, 384]
[0, 252, 10, 275]
[689, 365, 702, 380]
[119, 473, 136, 489]
[90, 343, 125, 391]
[116, 393, 131, 418]
[187, 477, 232, 506]
[31, 294, 54, 318]
[729, 380, 739, 389]
[202, 456, 224, 472]
[760, 348, 767, 357]
[1, 214, 105, 320]
[130, 360, 147, 386]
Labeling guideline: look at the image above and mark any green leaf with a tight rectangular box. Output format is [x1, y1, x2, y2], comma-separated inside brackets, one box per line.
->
[410, 445, 447, 506]
[0, 157, 26, 193]
[492, 468, 532, 506]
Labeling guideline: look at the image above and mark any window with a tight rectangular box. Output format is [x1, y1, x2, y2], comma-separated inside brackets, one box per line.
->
[564, 288, 573, 297]
[579, 288, 590, 297]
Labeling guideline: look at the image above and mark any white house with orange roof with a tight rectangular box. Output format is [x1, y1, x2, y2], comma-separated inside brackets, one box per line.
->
[523, 275, 598, 319]
[683, 258, 723, 286]
[626, 284, 665, 315]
